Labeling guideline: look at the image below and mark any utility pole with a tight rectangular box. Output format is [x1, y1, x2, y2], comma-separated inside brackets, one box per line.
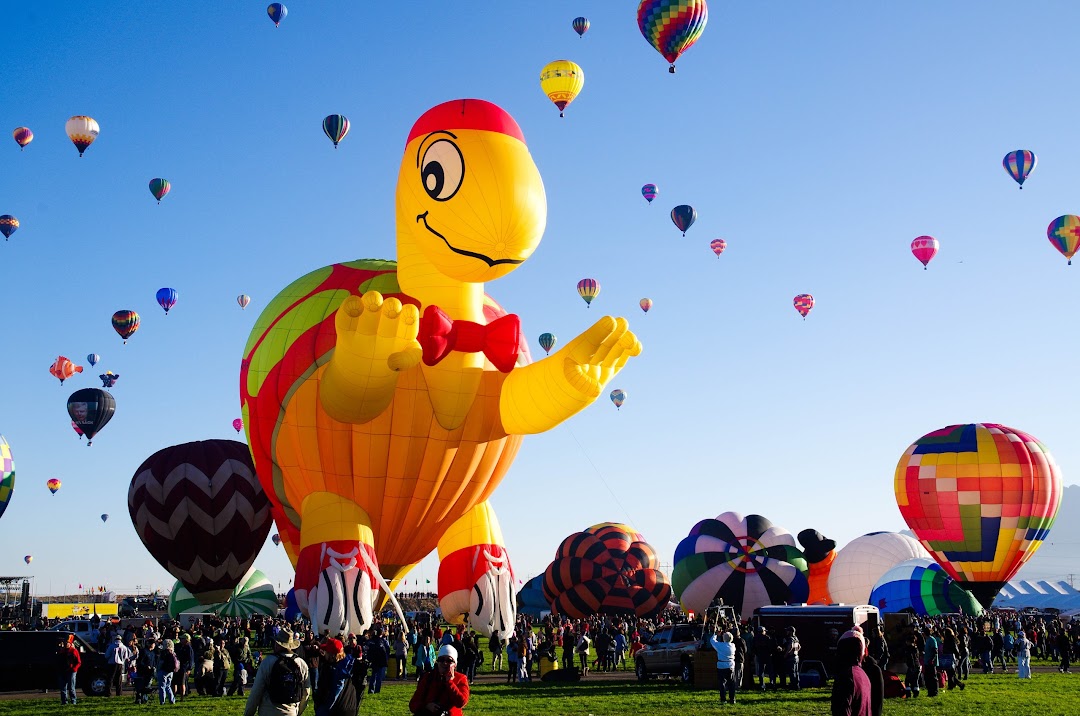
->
[1068, 574, 1075, 589]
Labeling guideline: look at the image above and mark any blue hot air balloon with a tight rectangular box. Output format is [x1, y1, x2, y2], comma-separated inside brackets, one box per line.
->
[156, 288, 178, 315]
[87, 354, 100, 367]
[267, 3, 287, 27]
[538, 333, 557, 355]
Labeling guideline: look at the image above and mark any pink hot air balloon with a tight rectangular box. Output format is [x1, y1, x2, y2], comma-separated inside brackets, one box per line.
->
[639, 298, 653, 313]
[232, 418, 243, 433]
[710, 238, 726, 258]
[793, 294, 814, 320]
[911, 236, 939, 269]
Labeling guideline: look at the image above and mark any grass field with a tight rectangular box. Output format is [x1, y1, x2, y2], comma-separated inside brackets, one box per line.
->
[0, 670, 1076, 716]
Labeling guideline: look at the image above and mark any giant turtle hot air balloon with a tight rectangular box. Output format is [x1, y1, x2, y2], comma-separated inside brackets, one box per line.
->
[237, 294, 251, 310]
[239, 100, 641, 637]
[156, 288, 178, 315]
[1047, 215, 1080, 265]
[0, 215, 19, 240]
[0, 437, 14, 521]
[111, 310, 140, 343]
[577, 278, 600, 306]
[12, 127, 32, 150]
[641, 184, 658, 204]
[793, 294, 814, 319]
[128, 439, 273, 604]
[869, 558, 982, 616]
[542, 523, 670, 619]
[49, 356, 83, 385]
[267, 3, 287, 26]
[149, 178, 171, 204]
[911, 236, 939, 269]
[169, 568, 278, 618]
[1003, 150, 1036, 189]
[572, 16, 590, 37]
[540, 60, 585, 118]
[538, 333, 556, 355]
[670, 205, 696, 236]
[894, 423, 1063, 609]
[65, 116, 99, 156]
[47, 478, 61, 495]
[827, 532, 930, 606]
[637, 0, 709, 73]
[322, 114, 350, 149]
[66, 388, 116, 446]
[672, 512, 809, 619]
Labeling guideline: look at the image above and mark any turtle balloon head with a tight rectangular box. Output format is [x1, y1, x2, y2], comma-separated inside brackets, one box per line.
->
[397, 99, 547, 283]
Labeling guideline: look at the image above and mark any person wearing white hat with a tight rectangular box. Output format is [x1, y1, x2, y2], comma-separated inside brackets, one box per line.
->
[409, 644, 470, 716]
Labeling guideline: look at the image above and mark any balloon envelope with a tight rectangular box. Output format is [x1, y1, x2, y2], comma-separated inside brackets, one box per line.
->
[232, 418, 244, 433]
[1003, 150, 1036, 189]
[237, 294, 251, 309]
[1047, 215, 1080, 265]
[169, 568, 278, 618]
[156, 288, 178, 314]
[49, 356, 83, 385]
[66, 388, 116, 445]
[100, 514, 108, 523]
[639, 298, 652, 313]
[894, 423, 1063, 608]
[322, 115, 350, 148]
[672, 511, 809, 619]
[87, 354, 100, 367]
[572, 17, 590, 36]
[0, 436, 14, 521]
[710, 238, 726, 257]
[65, 116, 99, 156]
[111, 310, 140, 342]
[827, 532, 930, 606]
[670, 205, 696, 235]
[267, 3, 287, 26]
[911, 236, 939, 268]
[637, 0, 709, 72]
[577, 278, 600, 306]
[641, 184, 658, 203]
[517, 574, 549, 617]
[23, 555, 31, 564]
[12, 127, 32, 149]
[47, 478, 61, 494]
[128, 439, 272, 604]
[148, 178, 171, 203]
[870, 558, 982, 616]
[0, 215, 18, 240]
[610, 389, 627, 409]
[793, 294, 814, 318]
[540, 60, 585, 117]
[538, 333, 556, 355]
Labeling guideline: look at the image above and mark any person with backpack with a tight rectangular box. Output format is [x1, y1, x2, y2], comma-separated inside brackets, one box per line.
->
[244, 627, 311, 716]
[157, 639, 180, 704]
[364, 628, 390, 694]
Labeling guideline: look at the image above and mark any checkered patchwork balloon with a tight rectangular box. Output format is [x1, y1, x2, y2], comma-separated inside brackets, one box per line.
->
[0, 436, 14, 520]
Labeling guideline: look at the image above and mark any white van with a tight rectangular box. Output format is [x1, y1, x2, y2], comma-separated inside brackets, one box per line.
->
[48, 619, 102, 646]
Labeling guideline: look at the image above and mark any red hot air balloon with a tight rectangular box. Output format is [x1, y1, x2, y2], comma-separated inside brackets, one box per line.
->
[128, 439, 272, 604]
[793, 294, 814, 320]
[911, 236, 939, 269]
[710, 238, 726, 257]
[542, 523, 671, 619]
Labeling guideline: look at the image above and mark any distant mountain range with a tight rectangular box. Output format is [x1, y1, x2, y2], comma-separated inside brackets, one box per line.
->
[1017, 484, 1079, 586]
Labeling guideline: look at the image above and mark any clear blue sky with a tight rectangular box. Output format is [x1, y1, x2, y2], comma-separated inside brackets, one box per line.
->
[1, 1, 1077, 599]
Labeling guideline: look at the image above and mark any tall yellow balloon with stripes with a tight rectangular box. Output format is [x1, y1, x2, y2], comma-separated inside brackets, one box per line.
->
[540, 60, 585, 118]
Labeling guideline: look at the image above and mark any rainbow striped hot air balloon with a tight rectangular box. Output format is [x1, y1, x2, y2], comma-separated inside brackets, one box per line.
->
[793, 293, 814, 319]
[577, 278, 600, 307]
[637, 0, 709, 73]
[641, 183, 658, 204]
[911, 235, 939, 269]
[322, 114, 350, 148]
[572, 16, 590, 37]
[111, 310, 140, 343]
[12, 127, 32, 150]
[46, 478, 61, 495]
[1003, 150, 1036, 189]
[894, 423, 1063, 609]
[1047, 215, 1080, 265]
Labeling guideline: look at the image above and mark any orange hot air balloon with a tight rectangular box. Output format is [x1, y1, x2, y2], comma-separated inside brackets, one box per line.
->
[49, 356, 83, 385]
[798, 529, 836, 605]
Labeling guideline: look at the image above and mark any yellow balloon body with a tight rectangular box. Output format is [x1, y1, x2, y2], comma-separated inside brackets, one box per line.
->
[540, 60, 585, 116]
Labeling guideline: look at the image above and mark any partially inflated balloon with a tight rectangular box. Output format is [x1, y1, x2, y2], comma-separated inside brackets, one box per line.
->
[610, 389, 627, 409]
[149, 178, 170, 204]
[47, 478, 61, 495]
[65, 116, 99, 156]
[232, 418, 244, 433]
[542, 524, 670, 619]
[710, 238, 726, 257]
[641, 184, 658, 203]
[1003, 150, 1036, 189]
[267, 3, 287, 26]
[0, 436, 14, 521]
[322, 115, 350, 148]
[870, 558, 982, 616]
[0, 215, 19, 240]
[827, 532, 930, 606]
[540, 60, 585, 118]
[1047, 215, 1080, 265]
[798, 528, 836, 605]
[156, 288, 178, 315]
[670, 205, 696, 235]
[517, 574, 549, 618]
[639, 298, 652, 313]
[112, 310, 140, 343]
[12, 127, 32, 150]
[793, 294, 814, 319]
[66, 387, 116, 446]
[237, 294, 251, 310]
[87, 354, 100, 367]
[49, 356, 83, 385]
[128, 439, 273, 604]
[572, 17, 590, 37]
[637, 0, 709, 73]
[894, 423, 1063, 608]
[538, 333, 556, 355]
[911, 236, 938, 269]
[576, 278, 600, 306]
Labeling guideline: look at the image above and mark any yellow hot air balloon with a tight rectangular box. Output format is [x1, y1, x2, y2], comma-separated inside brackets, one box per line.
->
[540, 60, 585, 118]
[65, 116, 99, 157]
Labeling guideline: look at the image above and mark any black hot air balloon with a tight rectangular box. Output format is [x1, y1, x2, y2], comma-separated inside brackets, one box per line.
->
[66, 388, 116, 446]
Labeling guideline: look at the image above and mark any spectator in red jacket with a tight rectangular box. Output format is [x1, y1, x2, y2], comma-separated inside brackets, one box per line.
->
[57, 637, 82, 705]
[410, 644, 469, 716]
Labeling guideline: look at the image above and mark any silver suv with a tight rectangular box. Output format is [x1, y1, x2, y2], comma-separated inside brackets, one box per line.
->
[634, 623, 704, 683]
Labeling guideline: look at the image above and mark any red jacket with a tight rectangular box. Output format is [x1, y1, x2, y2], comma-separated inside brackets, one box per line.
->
[409, 669, 470, 716]
[59, 645, 81, 673]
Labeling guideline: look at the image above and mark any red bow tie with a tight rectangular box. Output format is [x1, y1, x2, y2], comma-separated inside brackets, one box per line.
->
[418, 305, 522, 373]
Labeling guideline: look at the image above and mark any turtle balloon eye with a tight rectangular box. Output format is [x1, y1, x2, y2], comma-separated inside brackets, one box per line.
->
[420, 140, 464, 201]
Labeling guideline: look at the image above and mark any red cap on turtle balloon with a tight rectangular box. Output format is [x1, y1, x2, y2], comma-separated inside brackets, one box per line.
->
[406, 99, 526, 146]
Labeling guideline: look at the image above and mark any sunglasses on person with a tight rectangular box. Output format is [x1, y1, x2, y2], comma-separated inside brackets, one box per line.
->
[437, 657, 454, 664]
